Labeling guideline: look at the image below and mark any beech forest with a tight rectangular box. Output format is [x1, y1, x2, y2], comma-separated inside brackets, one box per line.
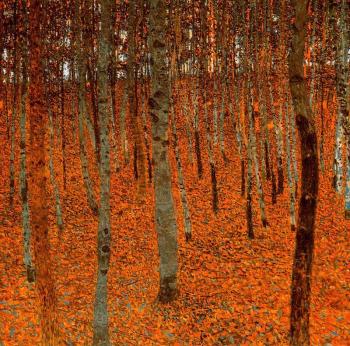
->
[0, 0, 349, 345]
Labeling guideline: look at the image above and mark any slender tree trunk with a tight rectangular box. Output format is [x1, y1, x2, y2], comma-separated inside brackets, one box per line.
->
[28, 0, 59, 343]
[119, 82, 130, 165]
[171, 86, 192, 241]
[149, 0, 178, 302]
[47, 95, 64, 232]
[345, 141, 350, 219]
[182, 88, 194, 164]
[246, 131, 254, 239]
[204, 90, 219, 214]
[19, 4, 34, 282]
[77, 8, 99, 216]
[248, 91, 267, 227]
[288, 1, 319, 344]
[285, 101, 297, 231]
[192, 79, 203, 179]
[140, 83, 152, 183]
[92, 0, 113, 344]
[9, 0, 18, 209]
[60, 63, 67, 191]
[128, 0, 146, 195]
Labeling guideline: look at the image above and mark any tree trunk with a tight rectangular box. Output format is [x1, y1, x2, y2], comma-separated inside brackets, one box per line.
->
[288, 1, 319, 344]
[19, 3, 34, 282]
[149, 0, 178, 303]
[171, 86, 192, 241]
[92, 0, 113, 344]
[77, 4, 99, 216]
[28, 0, 59, 343]
[128, 0, 146, 196]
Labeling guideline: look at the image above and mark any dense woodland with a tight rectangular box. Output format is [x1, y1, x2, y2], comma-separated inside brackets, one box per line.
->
[0, 0, 349, 345]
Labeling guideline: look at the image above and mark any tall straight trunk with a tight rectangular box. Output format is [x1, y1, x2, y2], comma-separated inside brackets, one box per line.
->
[119, 82, 130, 165]
[93, 0, 113, 344]
[9, 0, 18, 208]
[246, 129, 254, 239]
[270, 89, 284, 195]
[213, 77, 219, 145]
[47, 95, 64, 232]
[285, 101, 296, 231]
[128, 0, 146, 195]
[231, 80, 245, 196]
[333, 0, 350, 214]
[309, 0, 318, 110]
[288, 1, 319, 344]
[192, 80, 203, 179]
[171, 86, 192, 241]
[290, 100, 299, 194]
[84, 91, 97, 150]
[87, 61, 101, 163]
[333, 102, 344, 192]
[19, 3, 34, 282]
[182, 89, 194, 164]
[140, 83, 152, 183]
[319, 85, 325, 173]
[60, 64, 67, 191]
[204, 90, 219, 214]
[28, 0, 59, 343]
[345, 142, 350, 219]
[77, 8, 99, 216]
[219, 83, 228, 163]
[149, 0, 178, 302]
[247, 90, 267, 227]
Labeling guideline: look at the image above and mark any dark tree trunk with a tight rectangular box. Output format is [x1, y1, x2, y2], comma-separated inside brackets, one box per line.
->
[288, 1, 319, 345]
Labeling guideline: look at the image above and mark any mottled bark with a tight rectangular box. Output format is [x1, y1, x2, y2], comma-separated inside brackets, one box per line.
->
[149, 0, 178, 302]
[170, 87, 192, 241]
[93, 0, 113, 344]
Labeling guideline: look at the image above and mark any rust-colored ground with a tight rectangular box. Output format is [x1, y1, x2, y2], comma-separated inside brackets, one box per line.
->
[0, 89, 349, 345]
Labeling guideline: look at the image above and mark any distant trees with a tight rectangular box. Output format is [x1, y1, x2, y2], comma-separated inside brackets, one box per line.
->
[0, 0, 349, 344]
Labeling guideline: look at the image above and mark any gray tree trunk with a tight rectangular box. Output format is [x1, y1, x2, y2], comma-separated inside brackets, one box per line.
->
[149, 0, 178, 303]
[92, 0, 113, 344]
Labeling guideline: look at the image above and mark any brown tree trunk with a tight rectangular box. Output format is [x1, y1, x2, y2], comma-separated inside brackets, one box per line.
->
[128, 0, 146, 196]
[288, 1, 319, 344]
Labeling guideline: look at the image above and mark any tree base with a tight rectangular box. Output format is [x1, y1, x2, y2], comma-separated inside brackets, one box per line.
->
[185, 232, 192, 242]
[345, 210, 350, 220]
[27, 266, 36, 283]
[158, 277, 178, 303]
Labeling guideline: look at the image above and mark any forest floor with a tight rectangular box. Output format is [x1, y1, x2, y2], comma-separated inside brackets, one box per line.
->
[0, 101, 349, 345]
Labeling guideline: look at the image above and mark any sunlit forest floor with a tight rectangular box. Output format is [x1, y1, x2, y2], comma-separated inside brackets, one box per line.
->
[0, 90, 349, 345]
